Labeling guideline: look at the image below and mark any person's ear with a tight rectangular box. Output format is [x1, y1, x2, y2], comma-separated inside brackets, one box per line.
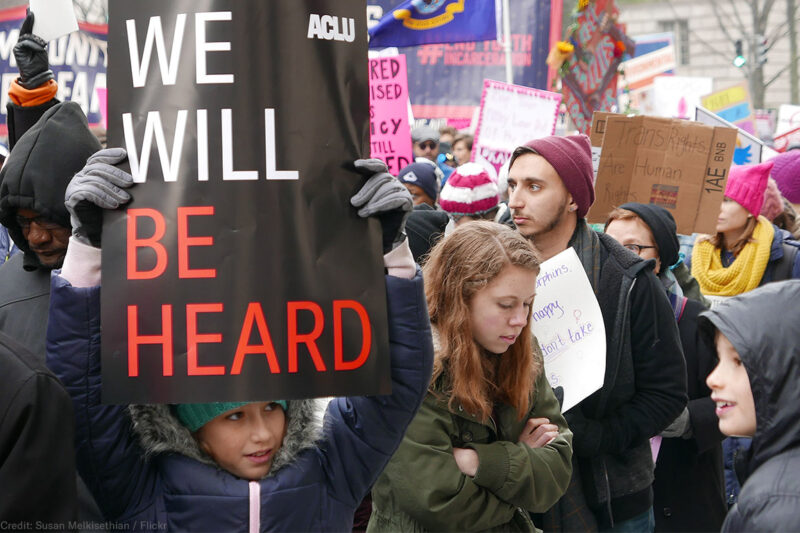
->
[567, 195, 578, 213]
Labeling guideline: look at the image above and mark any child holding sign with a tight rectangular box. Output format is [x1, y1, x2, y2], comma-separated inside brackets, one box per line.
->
[368, 221, 572, 532]
[45, 152, 434, 531]
[701, 280, 800, 532]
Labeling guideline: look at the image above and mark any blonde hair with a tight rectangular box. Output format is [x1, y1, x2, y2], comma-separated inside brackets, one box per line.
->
[423, 221, 542, 422]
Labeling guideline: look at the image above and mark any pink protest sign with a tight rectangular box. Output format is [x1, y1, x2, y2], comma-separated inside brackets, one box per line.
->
[369, 55, 413, 175]
[472, 79, 561, 180]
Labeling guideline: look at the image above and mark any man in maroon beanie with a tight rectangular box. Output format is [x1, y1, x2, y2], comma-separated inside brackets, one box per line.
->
[507, 135, 687, 532]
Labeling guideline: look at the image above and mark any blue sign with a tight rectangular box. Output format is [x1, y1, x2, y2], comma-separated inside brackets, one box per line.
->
[369, 0, 497, 48]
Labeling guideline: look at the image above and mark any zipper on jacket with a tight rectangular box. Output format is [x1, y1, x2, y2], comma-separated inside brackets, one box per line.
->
[249, 481, 260, 533]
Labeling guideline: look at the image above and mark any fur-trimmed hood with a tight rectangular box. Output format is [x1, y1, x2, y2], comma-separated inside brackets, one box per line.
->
[127, 399, 322, 478]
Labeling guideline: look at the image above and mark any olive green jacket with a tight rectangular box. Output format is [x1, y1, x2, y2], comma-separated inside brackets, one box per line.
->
[368, 367, 572, 532]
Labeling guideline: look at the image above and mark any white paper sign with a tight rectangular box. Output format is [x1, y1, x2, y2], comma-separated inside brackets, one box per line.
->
[531, 248, 606, 412]
[653, 76, 713, 119]
[776, 104, 800, 136]
[472, 79, 561, 179]
[30, 0, 79, 43]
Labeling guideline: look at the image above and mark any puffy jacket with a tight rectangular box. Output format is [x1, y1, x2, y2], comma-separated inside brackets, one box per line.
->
[46, 269, 433, 531]
[699, 280, 800, 532]
[368, 331, 573, 532]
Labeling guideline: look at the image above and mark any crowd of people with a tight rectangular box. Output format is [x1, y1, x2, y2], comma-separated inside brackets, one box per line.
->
[1, 11, 800, 533]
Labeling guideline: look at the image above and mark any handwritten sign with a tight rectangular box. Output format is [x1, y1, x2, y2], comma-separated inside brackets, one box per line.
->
[531, 248, 605, 412]
[472, 79, 560, 180]
[588, 114, 737, 235]
[369, 54, 412, 175]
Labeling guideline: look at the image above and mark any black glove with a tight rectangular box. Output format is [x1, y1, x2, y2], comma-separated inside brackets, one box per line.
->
[14, 10, 54, 90]
[350, 159, 413, 254]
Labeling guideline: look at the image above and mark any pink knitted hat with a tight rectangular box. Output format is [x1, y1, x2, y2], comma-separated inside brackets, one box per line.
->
[724, 160, 773, 217]
[520, 134, 595, 217]
[439, 162, 500, 217]
[760, 178, 785, 221]
[769, 150, 800, 203]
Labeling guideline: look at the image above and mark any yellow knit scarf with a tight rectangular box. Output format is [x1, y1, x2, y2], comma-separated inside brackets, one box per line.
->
[692, 216, 774, 296]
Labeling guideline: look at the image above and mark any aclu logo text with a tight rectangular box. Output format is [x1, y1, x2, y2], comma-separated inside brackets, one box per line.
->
[307, 14, 355, 42]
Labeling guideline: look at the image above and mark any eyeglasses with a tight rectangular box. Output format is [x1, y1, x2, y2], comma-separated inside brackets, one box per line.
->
[16, 214, 63, 231]
[417, 141, 437, 150]
[623, 243, 657, 254]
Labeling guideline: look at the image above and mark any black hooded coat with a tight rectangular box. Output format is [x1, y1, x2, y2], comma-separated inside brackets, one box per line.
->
[699, 280, 800, 532]
[0, 101, 100, 357]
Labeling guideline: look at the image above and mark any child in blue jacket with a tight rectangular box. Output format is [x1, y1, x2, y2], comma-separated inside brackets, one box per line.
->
[46, 151, 433, 531]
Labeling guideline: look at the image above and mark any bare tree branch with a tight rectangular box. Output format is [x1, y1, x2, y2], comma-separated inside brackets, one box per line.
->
[764, 55, 800, 86]
[664, 0, 744, 67]
[727, 0, 749, 35]
[760, 0, 779, 31]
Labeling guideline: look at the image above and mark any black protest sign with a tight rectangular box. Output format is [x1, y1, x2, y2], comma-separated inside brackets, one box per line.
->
[102, 0, 390, 404]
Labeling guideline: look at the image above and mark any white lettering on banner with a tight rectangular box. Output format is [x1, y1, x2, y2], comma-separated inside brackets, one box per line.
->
[126, 12, 234, 88]
[123, 108, 299, 183]
[0, 29, 18, 63]
[307, 14, 355, 42]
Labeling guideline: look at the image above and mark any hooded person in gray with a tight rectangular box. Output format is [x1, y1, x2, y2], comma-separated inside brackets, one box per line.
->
[0, 101, 101, 357]
[700, 280, 800, 532]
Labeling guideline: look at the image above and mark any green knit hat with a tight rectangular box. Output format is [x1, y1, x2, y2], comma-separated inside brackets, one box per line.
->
[173, 401, 288, 432]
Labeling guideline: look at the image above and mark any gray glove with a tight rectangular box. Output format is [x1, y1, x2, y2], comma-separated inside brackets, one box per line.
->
[65, 147, 134, 247]
[660, 407, 692, 439]
[351, 158, 412, 253]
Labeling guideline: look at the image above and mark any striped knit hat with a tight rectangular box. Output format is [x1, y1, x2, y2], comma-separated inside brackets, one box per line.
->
[439, 163, 500, 217]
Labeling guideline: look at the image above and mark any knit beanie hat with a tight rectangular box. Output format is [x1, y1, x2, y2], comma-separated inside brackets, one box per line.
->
[724, 160, 773, 217]
[518, 134, 595, 217]
[760, 178, 785, 221]
[397, 162, 440, 202]
[174, 401, 288, 432]
[769, 150, 800, 203]
[617, 202, 680, 268]
[438, 162, 500, 217]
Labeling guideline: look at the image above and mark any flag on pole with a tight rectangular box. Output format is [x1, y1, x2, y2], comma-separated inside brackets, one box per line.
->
[369, 0, 497, 48]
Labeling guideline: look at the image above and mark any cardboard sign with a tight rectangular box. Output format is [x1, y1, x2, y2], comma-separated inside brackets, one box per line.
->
[369, 54, 413, 175]
[588, 114, 737, 234]
[531, 248, 606, 413]
[103, 0, 390, 403]
[695, 106, 764, 165]
[701, 82, 755, 135]
[588, 111, 620, 184]
[472, 79, 561, 180]
[30, 0, 78, 42]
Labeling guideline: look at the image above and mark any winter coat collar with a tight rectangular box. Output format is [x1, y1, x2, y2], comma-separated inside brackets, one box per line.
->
[128, 399, 321, 478]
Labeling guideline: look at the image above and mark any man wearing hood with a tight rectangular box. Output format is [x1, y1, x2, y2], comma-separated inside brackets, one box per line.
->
[0, 101, 101, 357]
[0, 11, 100, 357]
[702, 280, 800, 532]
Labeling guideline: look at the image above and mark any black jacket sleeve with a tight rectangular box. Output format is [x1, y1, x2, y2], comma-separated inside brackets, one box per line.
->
[6, 98, 58, 150]
[0, 371, 77, 521]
